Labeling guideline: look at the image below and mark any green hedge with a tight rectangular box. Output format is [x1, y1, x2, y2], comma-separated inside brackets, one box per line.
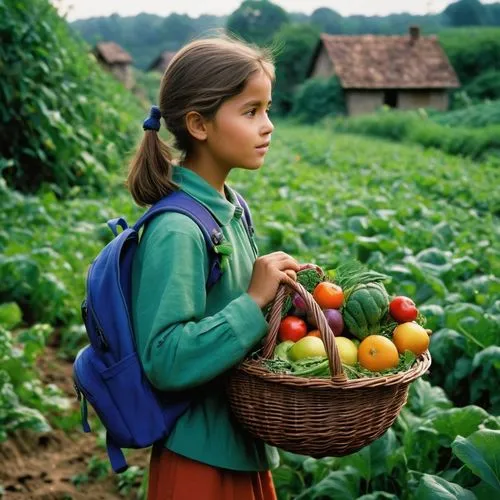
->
[432, 99, 500, 128]
[330, 109, 500, 161]
[0, 0, 144, 195]
[439, 27, 500, 86]
[290, 76, 346, 123]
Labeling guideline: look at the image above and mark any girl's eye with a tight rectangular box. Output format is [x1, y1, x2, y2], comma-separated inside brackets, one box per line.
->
[246, 108, 257, 117]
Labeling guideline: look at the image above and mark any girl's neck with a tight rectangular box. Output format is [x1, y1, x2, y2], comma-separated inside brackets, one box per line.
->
[181, 154, 230, 197]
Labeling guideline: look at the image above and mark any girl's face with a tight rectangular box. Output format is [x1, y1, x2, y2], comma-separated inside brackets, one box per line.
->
[205, 70, 274, 171]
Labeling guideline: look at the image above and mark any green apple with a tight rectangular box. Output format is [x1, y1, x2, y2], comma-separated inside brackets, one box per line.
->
[288, 336, 327, 361]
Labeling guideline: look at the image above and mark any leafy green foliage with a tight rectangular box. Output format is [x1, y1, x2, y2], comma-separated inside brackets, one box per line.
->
[0, 0, 144, 195]
[274, 379, 500, 499]
[439, 27, 500, 85]
[443, 0, 493, 28]
[71, 12, 225, 70]
[330, 108, 500, 161]
[291, 77, 346, 123]
[452, 430, 500, 492]
[0, 302, 22, 329]
[0, 324, 71, 440]
[116, 466, 144, 496]
[461, 71, 500, 103]
[432, 99, 500, 127]
[271, 23, 319, 115]
[226, 0, 289, 46]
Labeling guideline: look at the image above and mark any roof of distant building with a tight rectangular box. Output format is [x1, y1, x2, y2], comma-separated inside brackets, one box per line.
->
[310, 27, 460, 89]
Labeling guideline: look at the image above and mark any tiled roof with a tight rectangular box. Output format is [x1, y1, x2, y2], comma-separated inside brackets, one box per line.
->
[313, 30, 460, 89]
[94, 42, 132, 65]
[148, 51, 177, 72]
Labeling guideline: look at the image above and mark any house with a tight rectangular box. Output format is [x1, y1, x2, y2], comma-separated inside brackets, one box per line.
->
[307, 26, 460, 116]
[93, 42, 134, 89]
[148, 51, 177, 73]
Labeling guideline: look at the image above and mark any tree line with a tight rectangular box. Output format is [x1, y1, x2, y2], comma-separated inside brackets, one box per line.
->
[72, 0, 500, 70]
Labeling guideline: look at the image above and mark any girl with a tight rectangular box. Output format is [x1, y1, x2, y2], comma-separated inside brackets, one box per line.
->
[127, 36, 300, 500]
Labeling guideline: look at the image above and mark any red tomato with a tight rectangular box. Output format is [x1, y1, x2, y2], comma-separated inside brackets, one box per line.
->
[278, 316, 308, 342]
[389, 296, 419, 323]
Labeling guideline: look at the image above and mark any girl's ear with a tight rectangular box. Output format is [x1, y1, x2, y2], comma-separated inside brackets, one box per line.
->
[185, 111, 208, 141]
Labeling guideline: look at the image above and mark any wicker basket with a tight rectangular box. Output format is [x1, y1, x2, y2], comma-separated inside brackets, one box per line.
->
[227, 279, 431, 458]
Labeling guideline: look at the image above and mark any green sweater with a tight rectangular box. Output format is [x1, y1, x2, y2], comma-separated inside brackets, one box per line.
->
[131, 166, 279, 471]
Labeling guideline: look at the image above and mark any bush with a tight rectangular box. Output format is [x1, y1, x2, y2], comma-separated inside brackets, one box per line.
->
[291, 76, 346, 123]
[330, 108, 500, 160]
[433, 99, 500, 127]
[271, 23, 319, 115]
[461, 70, 500, 102]
[0, 0, 144, 195]
[439, 27, 500, 85]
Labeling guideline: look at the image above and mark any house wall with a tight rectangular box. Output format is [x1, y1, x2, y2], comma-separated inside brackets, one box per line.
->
[398, 90, 449, 111]
[346, 89, 449, 115]
[346, 91, 385, 115]
[310, 46, 334, 78]
[110, 64, 134, 89]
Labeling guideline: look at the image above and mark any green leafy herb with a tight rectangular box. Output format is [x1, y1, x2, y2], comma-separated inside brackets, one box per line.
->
[333, 260, 390, 296]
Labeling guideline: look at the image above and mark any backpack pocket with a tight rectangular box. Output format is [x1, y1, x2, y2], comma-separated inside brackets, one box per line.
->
[74, 345, 189, 448]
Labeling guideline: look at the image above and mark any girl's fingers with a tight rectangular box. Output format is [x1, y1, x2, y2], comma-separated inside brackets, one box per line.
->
[283, 269, 297, 281]
[276, 258, 300, 272]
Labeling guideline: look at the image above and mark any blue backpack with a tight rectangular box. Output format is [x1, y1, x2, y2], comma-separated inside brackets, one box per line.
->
[73, 189, 254, 473]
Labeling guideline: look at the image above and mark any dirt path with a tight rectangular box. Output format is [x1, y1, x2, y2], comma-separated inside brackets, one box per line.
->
[0, 346, 150, 499]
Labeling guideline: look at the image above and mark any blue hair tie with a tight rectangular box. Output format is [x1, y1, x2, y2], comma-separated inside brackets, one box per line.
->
[143, 105, 161, 131]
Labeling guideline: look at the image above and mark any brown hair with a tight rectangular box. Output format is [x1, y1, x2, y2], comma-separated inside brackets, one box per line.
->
[127, 35, 275, 207]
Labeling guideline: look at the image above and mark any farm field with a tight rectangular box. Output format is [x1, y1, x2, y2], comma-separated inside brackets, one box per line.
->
[1, 123, 499, 499]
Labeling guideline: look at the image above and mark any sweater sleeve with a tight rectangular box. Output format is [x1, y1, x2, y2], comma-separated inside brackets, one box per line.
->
[132, 214, 268, 391]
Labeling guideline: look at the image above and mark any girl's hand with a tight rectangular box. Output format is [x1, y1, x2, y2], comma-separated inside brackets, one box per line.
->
[247, 251, 300, 309]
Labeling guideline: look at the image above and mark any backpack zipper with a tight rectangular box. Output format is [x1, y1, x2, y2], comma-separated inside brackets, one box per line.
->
[73, 369, 91, 433]
[81, 298, 108, 350]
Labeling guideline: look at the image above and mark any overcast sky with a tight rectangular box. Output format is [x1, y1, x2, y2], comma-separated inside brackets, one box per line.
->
[52, 0, 498, 22]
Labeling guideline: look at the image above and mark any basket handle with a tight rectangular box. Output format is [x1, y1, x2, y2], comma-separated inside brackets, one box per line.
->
[262, 277, 347, 381]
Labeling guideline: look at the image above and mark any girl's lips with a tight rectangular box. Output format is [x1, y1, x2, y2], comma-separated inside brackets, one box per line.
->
[256, 142, 270, 153]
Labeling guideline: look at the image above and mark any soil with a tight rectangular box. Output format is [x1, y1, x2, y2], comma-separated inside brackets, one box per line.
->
[0, 346, 150, 500]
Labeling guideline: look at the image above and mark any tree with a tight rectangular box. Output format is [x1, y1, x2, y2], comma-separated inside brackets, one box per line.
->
[159, 14, 197, 46]
[271, 23, 319, 115]
[310, 8, 343, 34]
[443, 0, 492, 27]
[486, 4, 500, 25]
[226, 0, 289, 45]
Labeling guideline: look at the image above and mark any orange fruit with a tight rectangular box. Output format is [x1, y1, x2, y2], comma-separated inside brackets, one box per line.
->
[392, 322, 430, 356]
[307, 329, 322, 338]
[358, 335, 399, 372]
[313, 282, 344, 309]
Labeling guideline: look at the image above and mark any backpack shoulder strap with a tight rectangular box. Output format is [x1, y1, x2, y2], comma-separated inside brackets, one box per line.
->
[234, 191, 255, 239]
[133, 191, 224, 290]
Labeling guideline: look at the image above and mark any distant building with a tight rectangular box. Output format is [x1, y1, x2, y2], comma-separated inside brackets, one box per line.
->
[148, 51, 177, 73]
[93, 41, 134, 89]
[307, 26, 460, 116]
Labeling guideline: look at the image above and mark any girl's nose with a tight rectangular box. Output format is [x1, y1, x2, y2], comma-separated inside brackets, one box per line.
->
[262, 114, 274, 134]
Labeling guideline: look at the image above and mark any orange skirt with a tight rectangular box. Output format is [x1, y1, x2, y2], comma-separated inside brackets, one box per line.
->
[147, 445, 278, 500]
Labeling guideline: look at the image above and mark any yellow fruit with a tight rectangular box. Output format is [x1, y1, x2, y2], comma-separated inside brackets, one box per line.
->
[358, 335, 399, 372]
[392, 322, 430, 356]
[288, 336, 327, 361]
[334, 336, 358, 366]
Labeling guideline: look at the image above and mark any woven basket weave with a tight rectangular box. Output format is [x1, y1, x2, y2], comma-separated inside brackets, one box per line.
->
[227, 278, 431, 458]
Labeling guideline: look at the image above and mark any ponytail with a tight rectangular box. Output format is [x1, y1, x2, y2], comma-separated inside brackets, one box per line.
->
[126, 107, 178, 207]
